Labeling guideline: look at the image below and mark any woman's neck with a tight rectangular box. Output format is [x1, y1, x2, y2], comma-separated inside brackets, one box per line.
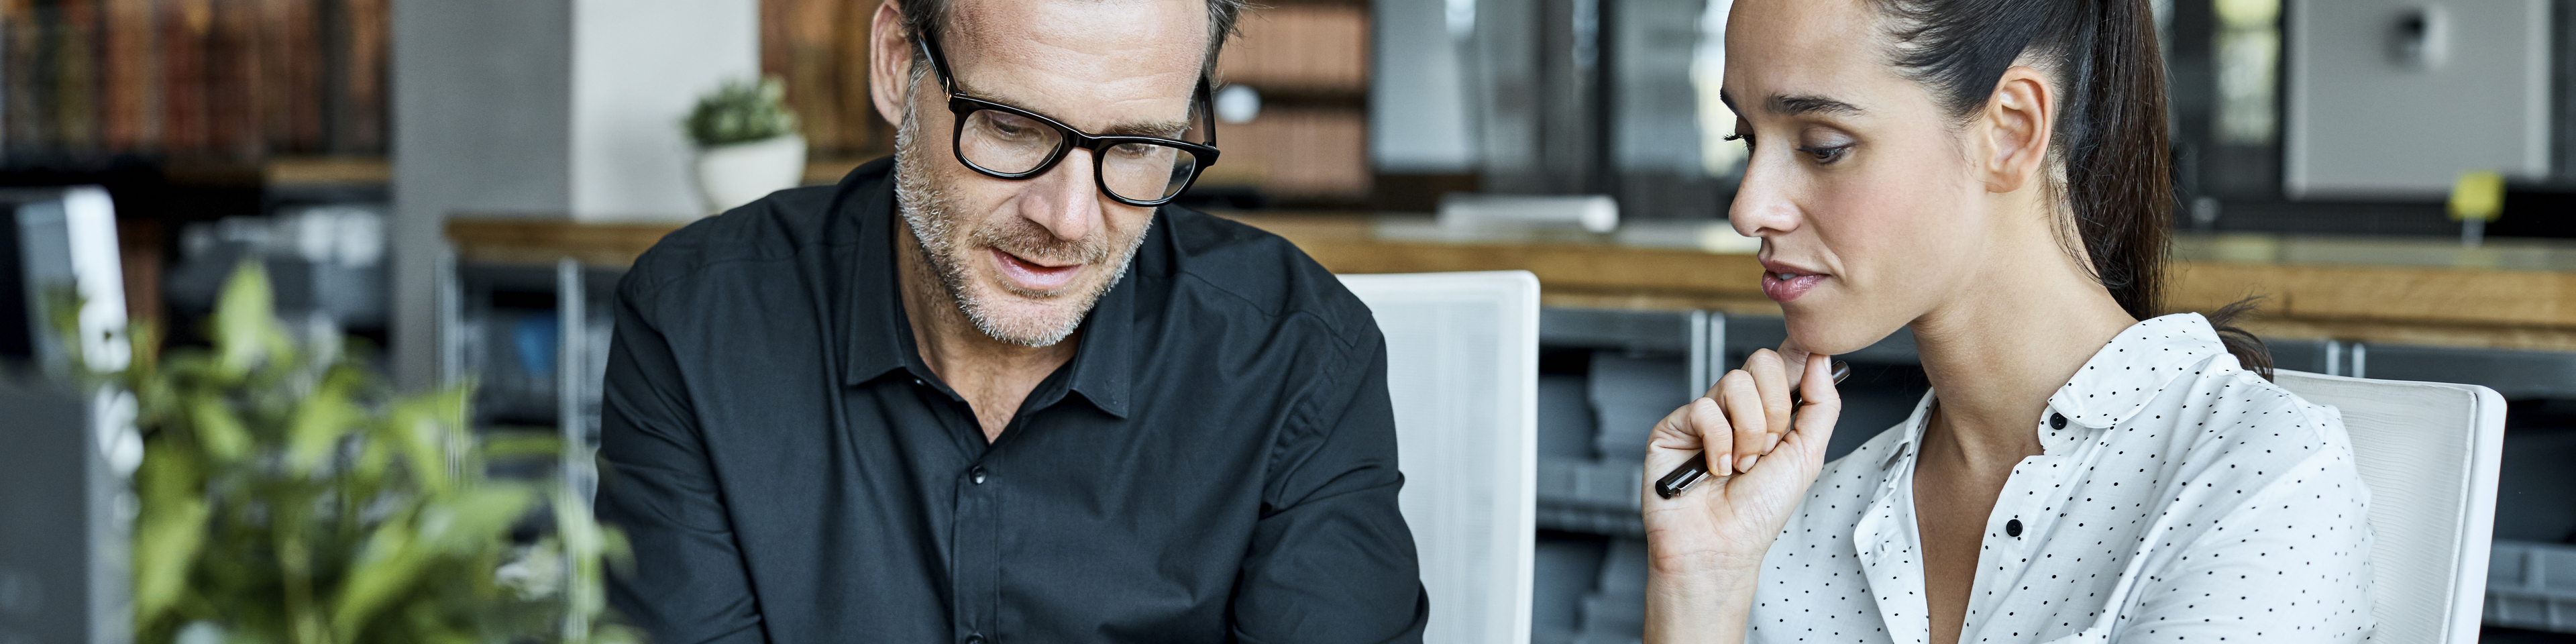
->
[1909, 235, 2139, 464]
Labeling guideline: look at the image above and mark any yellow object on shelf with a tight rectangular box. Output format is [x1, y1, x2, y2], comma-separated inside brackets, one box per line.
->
[2449, 170, 2506, 222]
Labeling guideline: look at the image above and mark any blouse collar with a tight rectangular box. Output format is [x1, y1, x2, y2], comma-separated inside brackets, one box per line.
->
[1876, 312, 2233, 468]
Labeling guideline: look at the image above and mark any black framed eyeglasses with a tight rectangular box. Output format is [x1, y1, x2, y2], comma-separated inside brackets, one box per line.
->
[914, 31, 1222, 207]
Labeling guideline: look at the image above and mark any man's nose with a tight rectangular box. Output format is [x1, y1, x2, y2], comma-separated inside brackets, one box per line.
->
[1022, 149, 1104, 243]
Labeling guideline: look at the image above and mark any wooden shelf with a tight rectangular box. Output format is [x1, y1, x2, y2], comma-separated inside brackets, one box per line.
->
[444, 213, 2576, 352]
[446, 217, 682, 268]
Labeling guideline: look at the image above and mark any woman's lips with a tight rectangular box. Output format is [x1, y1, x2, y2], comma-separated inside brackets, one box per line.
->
[1761, 270, 1827, 303]
[990, 248, 1083, 292]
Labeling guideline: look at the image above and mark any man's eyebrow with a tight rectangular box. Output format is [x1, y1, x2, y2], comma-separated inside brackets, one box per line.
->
[953, 84, 1193, 140]
[1097, 119, 1193, 140]
[1771, 94, 1864, 117]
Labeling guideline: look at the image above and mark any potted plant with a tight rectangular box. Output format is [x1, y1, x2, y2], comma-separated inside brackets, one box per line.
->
[684, 76, 807, 215]
[76, 263, 633, 644]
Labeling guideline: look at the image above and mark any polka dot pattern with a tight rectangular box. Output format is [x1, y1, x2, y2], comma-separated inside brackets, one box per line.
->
[1746, 314, 2375, 643]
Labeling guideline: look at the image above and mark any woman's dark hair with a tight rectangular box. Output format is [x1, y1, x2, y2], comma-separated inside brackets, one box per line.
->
[1864, 0, 2273, 379]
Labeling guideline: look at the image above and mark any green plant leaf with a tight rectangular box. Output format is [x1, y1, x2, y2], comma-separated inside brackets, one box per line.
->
[327, 513, 427, 642]
[284, 372, 362, 475]
[211, 262, 284, 380]
[385, 397, 450, 493]
[131, 447, 209, 628]
[478, 432, 562, 460]
[187, 395, 252, 464]
[419, 486, 535, 554]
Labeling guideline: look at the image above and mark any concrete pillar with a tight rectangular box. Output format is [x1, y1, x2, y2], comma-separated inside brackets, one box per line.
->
[388, 0, 759, 389]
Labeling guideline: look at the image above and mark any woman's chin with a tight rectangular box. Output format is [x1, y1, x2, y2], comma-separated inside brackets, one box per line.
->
[1782, 315, 1901, 357]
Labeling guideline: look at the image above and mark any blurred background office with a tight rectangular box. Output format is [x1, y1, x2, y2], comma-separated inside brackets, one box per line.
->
[2, 0, 2575, 642]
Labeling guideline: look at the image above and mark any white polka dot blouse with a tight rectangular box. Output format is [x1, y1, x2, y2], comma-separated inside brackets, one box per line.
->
[1748, 313, 2374, 643]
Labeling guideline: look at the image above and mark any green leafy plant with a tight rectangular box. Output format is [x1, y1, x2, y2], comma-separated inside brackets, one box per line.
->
[684, 76, 800, 147]
[76, 262, 634, 644]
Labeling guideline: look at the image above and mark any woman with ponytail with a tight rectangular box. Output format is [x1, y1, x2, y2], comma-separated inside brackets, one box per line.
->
[1638, 0, 2370, 641]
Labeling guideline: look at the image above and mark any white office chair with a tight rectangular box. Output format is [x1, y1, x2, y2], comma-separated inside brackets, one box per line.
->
[1338, 271, 1539, 644]
[2272, 369, 2506, 644]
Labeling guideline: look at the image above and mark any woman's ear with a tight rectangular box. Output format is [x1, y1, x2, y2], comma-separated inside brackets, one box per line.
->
[868, 0, 916, 129]
[1977, 66, 2055, 195]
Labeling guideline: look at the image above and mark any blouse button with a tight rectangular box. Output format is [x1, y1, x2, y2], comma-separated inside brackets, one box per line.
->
[969, 466, 987, 485]
[2049, 413, 2068, 430]
[2006, 519, 2024, 537]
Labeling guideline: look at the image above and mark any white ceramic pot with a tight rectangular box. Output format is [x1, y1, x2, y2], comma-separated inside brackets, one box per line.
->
[692, 133, 808, 215]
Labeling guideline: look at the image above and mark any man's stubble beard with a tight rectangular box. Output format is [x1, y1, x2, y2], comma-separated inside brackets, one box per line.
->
[892, 110, 1151, 348]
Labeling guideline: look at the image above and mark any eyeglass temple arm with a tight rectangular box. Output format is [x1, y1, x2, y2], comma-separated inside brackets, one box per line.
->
[1197, 76, 1218, 149]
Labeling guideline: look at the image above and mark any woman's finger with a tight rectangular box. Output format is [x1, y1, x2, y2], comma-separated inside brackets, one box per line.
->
[1741, 349, 1796, 452]
[1686, 397, 1736, 476]
[1717, 370, 1768, 473]
[1786, 352, 1844, 458]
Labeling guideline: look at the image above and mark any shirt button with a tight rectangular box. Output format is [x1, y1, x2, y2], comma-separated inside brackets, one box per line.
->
[2049, 413, 2068, 430]
[964, 635, 985, 644]
[2006, 519, 2024, 537]
[969, 466, 987, 485]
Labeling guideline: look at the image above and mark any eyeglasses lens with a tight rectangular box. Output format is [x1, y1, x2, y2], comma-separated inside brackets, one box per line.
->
[958, 109, 1063, 174]
[1099, 142, 1197, 203]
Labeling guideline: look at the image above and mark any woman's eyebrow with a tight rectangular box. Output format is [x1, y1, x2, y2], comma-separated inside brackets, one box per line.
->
[1717, 91, 1866, 118]
[1771, 94, 1865, 117]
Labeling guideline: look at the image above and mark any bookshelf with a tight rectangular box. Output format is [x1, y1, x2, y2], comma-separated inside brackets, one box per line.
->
[1205, 1, 1372, 203]
[0, 0, 388, 161]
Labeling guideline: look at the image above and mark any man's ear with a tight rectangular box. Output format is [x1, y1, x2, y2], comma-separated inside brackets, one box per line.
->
[868, 0, 915, 129]
[1978, 66, 2055, 195]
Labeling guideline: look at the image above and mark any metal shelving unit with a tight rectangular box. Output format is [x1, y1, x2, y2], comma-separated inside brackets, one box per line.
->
[437, 251, 622, 505]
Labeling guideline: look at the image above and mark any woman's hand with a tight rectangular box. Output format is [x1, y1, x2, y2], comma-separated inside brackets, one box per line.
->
[1640, 348, 1843, 644]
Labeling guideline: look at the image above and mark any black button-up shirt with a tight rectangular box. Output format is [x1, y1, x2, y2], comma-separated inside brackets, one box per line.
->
[596, 158, 1427, 644]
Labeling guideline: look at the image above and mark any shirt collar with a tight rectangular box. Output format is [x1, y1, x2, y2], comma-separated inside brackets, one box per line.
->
[1874, 312, 2229, 467]
[835, 157, 1138, 419]
[2043, 313, 2230, 431]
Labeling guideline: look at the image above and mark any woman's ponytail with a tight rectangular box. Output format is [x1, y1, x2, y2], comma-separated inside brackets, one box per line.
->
[1866, 0, 2273, 379]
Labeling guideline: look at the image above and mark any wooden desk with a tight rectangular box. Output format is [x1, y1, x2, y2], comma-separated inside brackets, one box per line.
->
[447, 214, 2576, 352]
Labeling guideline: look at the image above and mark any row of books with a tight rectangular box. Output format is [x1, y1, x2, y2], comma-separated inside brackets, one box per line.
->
[1217, 4, 1370, 94]
[1201, 107, 1371, 199]
[0, 0, 388, 162]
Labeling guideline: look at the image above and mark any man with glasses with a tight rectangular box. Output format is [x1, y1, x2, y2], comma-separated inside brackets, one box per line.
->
[594, 0, 1428, 642]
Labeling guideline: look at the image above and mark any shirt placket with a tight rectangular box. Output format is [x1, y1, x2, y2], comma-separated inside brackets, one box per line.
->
[1963, 411, 2078, 640]
[924, 383, 1000, 644]
[1857, 440, 1933, 644]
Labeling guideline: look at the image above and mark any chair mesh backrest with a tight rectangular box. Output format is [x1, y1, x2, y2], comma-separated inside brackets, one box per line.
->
[2272, 370, 2506, 644]
[1338, 271, 1538, 644]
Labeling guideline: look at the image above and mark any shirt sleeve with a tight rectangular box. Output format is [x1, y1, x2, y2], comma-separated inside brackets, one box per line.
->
[2111, 447, 2375, 643]
[1228, 333, 1431, 644]
[596, 278, 768, 644]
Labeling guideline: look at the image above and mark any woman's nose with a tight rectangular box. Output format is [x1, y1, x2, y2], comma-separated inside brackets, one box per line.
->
[1729, 156, 1802, 238]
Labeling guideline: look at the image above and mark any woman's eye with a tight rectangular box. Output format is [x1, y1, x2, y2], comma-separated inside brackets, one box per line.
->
[1796, 144, 1850, 164]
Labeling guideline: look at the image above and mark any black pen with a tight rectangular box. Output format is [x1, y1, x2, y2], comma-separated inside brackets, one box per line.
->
[1654, 361, 1849, 499]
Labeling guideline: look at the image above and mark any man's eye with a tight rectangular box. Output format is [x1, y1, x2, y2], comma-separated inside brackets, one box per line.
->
[983, 113, 1042, 139]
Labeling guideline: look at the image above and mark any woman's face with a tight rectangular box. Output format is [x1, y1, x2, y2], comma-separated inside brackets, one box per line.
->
[1724, 0, 2004, 355]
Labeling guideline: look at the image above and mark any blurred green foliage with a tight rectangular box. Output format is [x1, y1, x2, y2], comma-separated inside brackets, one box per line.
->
[75, 262, 635, 644]
[684, 76, 800, 147]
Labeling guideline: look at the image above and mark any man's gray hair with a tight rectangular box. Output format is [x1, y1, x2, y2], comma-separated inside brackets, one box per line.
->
[898, 0, 1250, 83]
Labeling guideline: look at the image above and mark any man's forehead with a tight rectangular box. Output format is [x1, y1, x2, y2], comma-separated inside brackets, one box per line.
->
[940, 0, 1209, 131]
